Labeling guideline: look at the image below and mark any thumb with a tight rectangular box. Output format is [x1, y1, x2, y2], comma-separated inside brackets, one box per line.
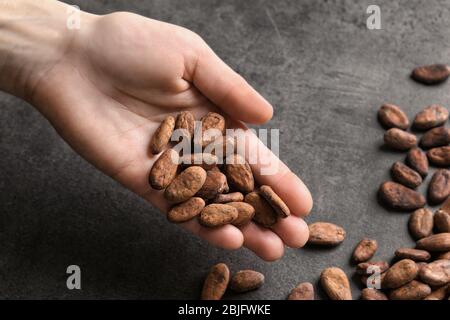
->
[189, 43, 273, 124]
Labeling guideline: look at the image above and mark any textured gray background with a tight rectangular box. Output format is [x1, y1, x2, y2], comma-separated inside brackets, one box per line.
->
[0, 0, 449, 299]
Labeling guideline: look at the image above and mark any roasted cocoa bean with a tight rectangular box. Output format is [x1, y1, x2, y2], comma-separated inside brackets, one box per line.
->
[391, 162, 422, 188]
[435, 209, 450, 233]
[287, 282, 315, 300]
[196, 170, 228, 200]
[384, 128, 417, 151]
[150, 115, 175, 154]
[360, 288, 388, 300]
[382, 259, 419, 289]
[428, 170, 450, 205]
[320, 267, 352, 300]
[413, 104, 449, 130]
[224, 154, 254, 193]
[427, 146, 450, 166]
[307, 222, 346, 246]
[352, 238, 378, 263]
[420, 126, 450, 149]
[167, 197, 205, 223]
[213, 192, 244, 204]
[164, 166, 207, 203]
[199, 204, 238, 227]
[227, 202, 255, 226]
[377, 104, 409, 130]
[416, 233, 450, 251]
[175, 111, 195, 140]
[394, 248, 431, 262]
[408, 208, 434, 239]
[419, 259, 450, 286]
[411, 64, 450, 85]
[424, 285, 449, 300]
[201, 263, 230, 300]
[230, 270, 264, 293]
[406, 148, 429, 177]
[378, 181, 426, 211]
[244, 192, 277, 227]
[149, 148, 179, 190]
[356, 261, 390, 275]
[197, 112, 226, 147]
[259, 185, 290, 218]
[389, 280, 431, 300]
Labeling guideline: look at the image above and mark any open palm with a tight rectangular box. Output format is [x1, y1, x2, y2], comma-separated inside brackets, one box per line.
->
[31, 12, 312, 261]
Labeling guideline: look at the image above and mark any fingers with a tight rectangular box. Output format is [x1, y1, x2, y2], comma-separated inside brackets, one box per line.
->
[189, 45, 273, 124]
[271, 215, 310, 248]
[239, 222, 285, 261]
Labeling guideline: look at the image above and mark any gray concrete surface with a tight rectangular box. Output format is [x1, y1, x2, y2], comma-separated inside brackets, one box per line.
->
[1, 0, 449, 299]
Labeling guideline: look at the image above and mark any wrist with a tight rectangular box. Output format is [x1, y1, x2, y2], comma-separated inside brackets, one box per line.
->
[0, 0, 95, 101]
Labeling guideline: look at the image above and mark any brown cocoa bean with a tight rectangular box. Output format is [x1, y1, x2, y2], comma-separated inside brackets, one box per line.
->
[320, 267, 352, 300]
[230, 270, 264, 293]
[180, 153, 219, 171]
[416, 233, 450, 251]
[395, 248, 431, 262]
[164, 166, 207, 203]
[199, 204, 238, 227]
[408, 208, 433, 239]
[213, 192, 244, 204]
[406, 148, 429, 177]
[419, 259, 450, 286]
[378, 181, 426, 211]
[420, 127, 450, 149]
[167, 197, 205, 223]
[287, 282, 315, 300]
[224, 154, 254, 193]
[149, 148, 179, 190]
[424, 285, 449, 300]
[196, 170, 228, 200]
[175, 111, 195, 140]
[384, 128, 417, 151]
[411, 64, 450, 85]
[201, 263, 230, 300]
[197, 112, 225, 147]
[352, 238, 378, 263]
[427, 146, 450, 166]
[413, 104, 449, 130]
[204, 135, 236, 159]
[435, 209, 450, 233]
[438, 251, 450, 260]
[428, 170, 450, 205]
[360, 288, 388, 300]
[356, 261, 390, 275]
[389, 280, 431, 300]
[227, 202, 255, 227]
[391, 162, 422, 189]
[377, 104, 409, 130]
[259, 185, 290, 218]
[150, 116, 175, 154]
[307, 222, 346, 246]
[382, 259, 419, 289]
[244, 192, 277, 227]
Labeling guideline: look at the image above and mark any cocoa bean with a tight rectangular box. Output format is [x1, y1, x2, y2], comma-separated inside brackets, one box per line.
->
[394, 248, 431, 262]
[416, 233, 450, 251]
[230, 270, 264, 293]
[213, 192, 244, 204]
[164, 166, 207, 203]
[259, 185, 290, 218]
[391, 162, 422, 189]
[227, 202, 255, 227]
[148, 148, 179, 190]
[428, 170, 450, 205]
[382, 259, 418, 289]
[180, 153, 219, 171]
[197, 112, 225, 147]
[244, 192, 277, 227]
[411, 64, 450, 85]
[378, 104, 409, 130]
[224, 154, 254, 193]
[175, 111, 195, 140]
[287, 282, 315, 300]
[435, 209, 450, 233]
[384, 128, 417, 151]
[201, 263, 230, 300]
[196, 170, 228, 200]
[378, 181, 426, 211]
[199, 204, 238, 227]
[408, 208, 433, 239]
[356, 261, 390, 275]
[167, 197, 205, 223]
[307, 222, 346, 246]
[352, 238, 378, 263]
[424, 285, 449, 300]
[427, 146, 450, 166]
[320, 267, 352, 300]
[419, 259, 450, 286]
[389, 280, 431, 300]
[420, 126, 450, 149]
[406, 148, 429, 177]
[150, 115, 175, 154]
[413, 104, 449, 130]
[360, 288, 388, 300]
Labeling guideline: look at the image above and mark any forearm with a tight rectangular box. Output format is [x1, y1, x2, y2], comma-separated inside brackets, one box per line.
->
[0, 0, 84, 100]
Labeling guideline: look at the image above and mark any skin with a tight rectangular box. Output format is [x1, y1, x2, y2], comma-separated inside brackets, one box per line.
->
[0, 0, 313, 261]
